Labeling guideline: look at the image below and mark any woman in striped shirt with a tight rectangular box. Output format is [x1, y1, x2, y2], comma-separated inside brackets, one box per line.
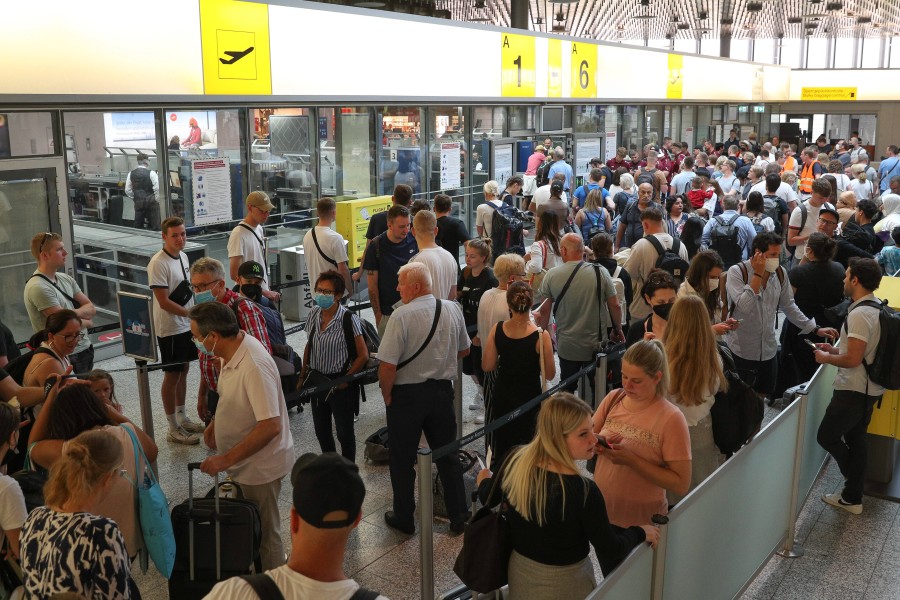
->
[301, 270, 369, 461]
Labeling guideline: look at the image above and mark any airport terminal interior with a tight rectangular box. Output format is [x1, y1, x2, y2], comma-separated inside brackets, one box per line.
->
[2, 0, 900, 598]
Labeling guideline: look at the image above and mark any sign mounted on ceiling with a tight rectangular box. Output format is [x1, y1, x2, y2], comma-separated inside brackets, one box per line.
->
[800, 87, 858, 101]
[200, 0, 272, 95]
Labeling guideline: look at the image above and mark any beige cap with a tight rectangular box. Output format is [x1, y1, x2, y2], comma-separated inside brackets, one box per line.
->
[247, 191, 275, 211]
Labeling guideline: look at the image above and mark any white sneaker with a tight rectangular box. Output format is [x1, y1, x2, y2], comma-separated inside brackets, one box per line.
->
[474, 414, 485, 424]
[179, 417, 206, 434]
[822, 493, 862, 515]
[469, 391, 485, 410]
[167, 427, 201, 445]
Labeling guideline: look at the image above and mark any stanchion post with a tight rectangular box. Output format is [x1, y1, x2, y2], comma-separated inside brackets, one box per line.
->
[594, 353, 608, 411]
[777, 389, 808, 558]
[455, 359, 463, 439]
[135, 359, 154, 441]
[418, 449, 435, 600]
[650, 514, 669, 600]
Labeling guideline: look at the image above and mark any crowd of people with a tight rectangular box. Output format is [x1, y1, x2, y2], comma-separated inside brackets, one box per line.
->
[0, 130, 894, 598]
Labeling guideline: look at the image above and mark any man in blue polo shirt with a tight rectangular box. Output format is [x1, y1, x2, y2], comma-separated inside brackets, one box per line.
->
[571, 167, 610, 211]
[547, 147, 574, 192]
[363, 204, 418, 337]
[878, 145, 900, 194]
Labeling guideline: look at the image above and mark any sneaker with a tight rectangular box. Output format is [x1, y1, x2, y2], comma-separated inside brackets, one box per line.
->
[167, 427, 201, 445]
[822, 493, 862, 515]
[179, 417, 206, 434]
[469, 393, 484, 411]
[474, 414, 485, 425]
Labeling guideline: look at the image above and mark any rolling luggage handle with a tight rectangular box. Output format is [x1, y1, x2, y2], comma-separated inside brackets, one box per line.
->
[187, 462, 221, 582]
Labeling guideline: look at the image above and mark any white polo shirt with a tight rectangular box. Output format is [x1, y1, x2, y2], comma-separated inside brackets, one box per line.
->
[215, 334, 294, 485]
[228, 223, 269, 290]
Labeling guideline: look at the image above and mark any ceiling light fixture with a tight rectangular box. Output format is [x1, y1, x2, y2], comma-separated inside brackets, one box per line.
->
[746, 2, 763, 12]
[353, 0, 387, 7]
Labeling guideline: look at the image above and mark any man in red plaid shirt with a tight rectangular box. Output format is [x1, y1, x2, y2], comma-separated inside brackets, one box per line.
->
[189, 257, 271, 422]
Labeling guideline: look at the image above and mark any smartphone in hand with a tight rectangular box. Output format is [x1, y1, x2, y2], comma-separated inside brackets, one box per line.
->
[805, 339, 818, 350]
[595, 435, 613, 450]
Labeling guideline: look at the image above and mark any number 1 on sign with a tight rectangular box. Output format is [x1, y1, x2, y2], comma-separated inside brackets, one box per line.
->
[571, 43, 597, 98]
[501, 33, 536, 97]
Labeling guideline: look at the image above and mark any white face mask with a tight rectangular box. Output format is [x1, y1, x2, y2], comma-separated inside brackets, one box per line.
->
[708, 278, 720, 291]
[765, 257, 780, 273]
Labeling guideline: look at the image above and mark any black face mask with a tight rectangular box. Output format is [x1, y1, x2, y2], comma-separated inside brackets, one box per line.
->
[652, 302, 673, 321]
[240, 283, 262, 300]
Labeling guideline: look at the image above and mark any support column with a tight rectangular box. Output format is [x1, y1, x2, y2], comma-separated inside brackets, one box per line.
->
[720, 30, 732, 58]
[510, 0, 528, 30]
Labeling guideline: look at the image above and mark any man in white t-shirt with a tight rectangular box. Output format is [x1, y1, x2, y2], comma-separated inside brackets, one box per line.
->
[194, 301, 294, 572]
[528, 173, 569, 216]
[204, 453, 388, 600]
[749, 163, 800, 212]
[410, 210, 458, 300]
[788, 178, 834, 265]
[147, 217, 204, 445]
[302, 197, 351, 298]
[228, 191, 280, 302]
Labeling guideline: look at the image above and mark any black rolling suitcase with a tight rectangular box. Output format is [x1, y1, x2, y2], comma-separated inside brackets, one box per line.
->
[168, 462, 262, 597]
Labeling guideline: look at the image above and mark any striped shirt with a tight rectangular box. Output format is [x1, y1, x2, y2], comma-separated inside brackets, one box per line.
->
[304, 305, 363, 374]
[199, 290, 271, 391]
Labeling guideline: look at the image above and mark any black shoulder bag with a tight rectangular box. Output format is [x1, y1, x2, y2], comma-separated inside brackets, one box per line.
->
[165, 251, 193, 306]
[311, 227, 339, 268]
[239, 222, 266, 251]
[28, 274, 82, 309]
[552, 261, 585, 319]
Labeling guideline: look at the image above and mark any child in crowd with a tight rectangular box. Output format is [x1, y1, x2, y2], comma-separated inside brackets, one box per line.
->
[687, 177, 713, 210]
[875, 226, 900, 275]
[88, 369, 124, 414]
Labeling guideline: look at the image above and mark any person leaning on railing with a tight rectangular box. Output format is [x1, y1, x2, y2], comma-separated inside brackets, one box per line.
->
[476, 394, 657, 599]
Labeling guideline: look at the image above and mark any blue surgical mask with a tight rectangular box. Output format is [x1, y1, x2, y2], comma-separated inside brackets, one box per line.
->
[193, 334, 216, 357]
[194, 290, 216, 304]
[314, 294, 335, 310]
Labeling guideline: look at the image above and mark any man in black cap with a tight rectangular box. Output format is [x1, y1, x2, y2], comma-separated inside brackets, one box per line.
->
[206, 453, 386, 599]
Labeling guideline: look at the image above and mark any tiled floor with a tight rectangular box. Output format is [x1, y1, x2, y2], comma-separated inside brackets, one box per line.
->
[97, 313, 900, 600]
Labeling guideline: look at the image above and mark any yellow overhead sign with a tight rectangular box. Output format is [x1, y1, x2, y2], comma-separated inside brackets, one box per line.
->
[667, 54, 684, 100]
[801, 87, 858, 101]
[547, 39, 562, 98]
[500, 33, 536, 97]
[571, 42, 597, 98]
[200, 0, 272, 95]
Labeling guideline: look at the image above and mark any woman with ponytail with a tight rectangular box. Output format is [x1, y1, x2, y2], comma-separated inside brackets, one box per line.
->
[482, 281, 555, 467]
[20, 430, 135, 598]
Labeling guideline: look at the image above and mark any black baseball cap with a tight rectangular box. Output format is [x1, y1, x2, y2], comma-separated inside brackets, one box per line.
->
[237, 260, 265, 280]
[291, 453, 365, 529]
[819, 207, 840, 223]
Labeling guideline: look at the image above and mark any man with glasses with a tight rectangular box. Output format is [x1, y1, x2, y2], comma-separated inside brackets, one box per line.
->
[24, 232, 97, 374]
[788, 178, 835, 266]
[228, 191, 280, 303]
[189, 257, 271, 424]
[148, 217, 205, 444]
[814, 207, 874, 268]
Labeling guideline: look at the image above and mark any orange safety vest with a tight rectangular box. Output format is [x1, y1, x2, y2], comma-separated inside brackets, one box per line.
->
[799, 161, 816, 194]
[782, 156, 797, 173]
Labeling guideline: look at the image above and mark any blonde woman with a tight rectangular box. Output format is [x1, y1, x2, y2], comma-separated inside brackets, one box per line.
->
[836, 191, 857, 225]
[592, 340, 691, 527]
[476, 394, 656, 598]
[662, 296, 727, 503]
[847, 164, 874, 201]
[20, 430, 135, 598]
[574, 189, 612, 244]
[476, 180, 503, 238]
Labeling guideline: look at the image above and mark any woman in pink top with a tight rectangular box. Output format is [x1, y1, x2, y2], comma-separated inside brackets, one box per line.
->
[524, 145, 547, 198]
[592, 340, 692, 527]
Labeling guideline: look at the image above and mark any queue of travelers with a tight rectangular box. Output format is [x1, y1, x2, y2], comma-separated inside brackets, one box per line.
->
[1, 129, 896, 599]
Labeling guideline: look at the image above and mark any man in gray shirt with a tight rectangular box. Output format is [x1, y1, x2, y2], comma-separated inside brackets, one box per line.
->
[23, 232, 97, 374]
[378, 262, 470, 536]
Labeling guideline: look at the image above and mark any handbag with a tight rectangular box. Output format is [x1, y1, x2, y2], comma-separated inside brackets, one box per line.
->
[452, 464, 512, 593]
[528, 241, 549, 293]
[121, 424, 176, 578]
[166, 253, 193, 307]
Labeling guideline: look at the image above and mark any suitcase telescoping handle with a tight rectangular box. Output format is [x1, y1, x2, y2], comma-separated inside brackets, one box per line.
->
[186, 462, 222, 581]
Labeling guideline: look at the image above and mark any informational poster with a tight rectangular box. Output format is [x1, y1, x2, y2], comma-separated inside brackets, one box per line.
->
[605, 131, 617, 161]
[104, 112, 156, 146]
[683, 127, 695, 151]
[439, 142, 461, 190]
[494, 143, 513, 185]
[117, 292, 157, 362]
[191, 157, 232, 225]
[575, 138, 601, 177]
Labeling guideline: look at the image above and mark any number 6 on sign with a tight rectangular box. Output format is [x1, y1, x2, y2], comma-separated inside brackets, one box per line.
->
[501, 33, 536, 97]
[571, 42, 597, 98]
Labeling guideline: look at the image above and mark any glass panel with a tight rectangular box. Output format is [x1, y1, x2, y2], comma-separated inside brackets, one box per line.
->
[164, 108, 247, 228]
[807, 38, 829, 69]
[780, 39, 802, 68]
[862, 37, 881, 68]
[621, 106, 641, 160]
[584, 544, 653, 599]
[507, 106, 534, 132]
[645, 105, 662, 148]
[800, 364, 836, 508]
[891, 37, 900, 68]
[380, 106, 425, 196]
[573, 106, 604, 133]
[428, 106, 466, 200]
[323, 107, 375, 199]
[0, 113, 55, 158]
[663, 404, 800, 599]
[250, 107, 318, 214]
[731, 38, 751, 61]
[700, 37, 721, 57]
[754, 38, 774, 64]
[696, 105, 713, 146]
[0, 174, 54, 344]
[834, 38, 856, 68]
[673, 38, 695, 54]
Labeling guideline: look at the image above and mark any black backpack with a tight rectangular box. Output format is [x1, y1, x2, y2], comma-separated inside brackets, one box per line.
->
[645, 235, 689, 284]
[709, 214, 743, 268]
[749, 215, 767, 234]
[841, 222, 874, 255]
[535, 161, 552, 187]
[711, 344, 765, 457]
[846, 299, 900, 393]
[4, 346, 55, 386]
[762, 195, 783, 235]
[487, 202, 526, 258]
[364, 426, 390, 462]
